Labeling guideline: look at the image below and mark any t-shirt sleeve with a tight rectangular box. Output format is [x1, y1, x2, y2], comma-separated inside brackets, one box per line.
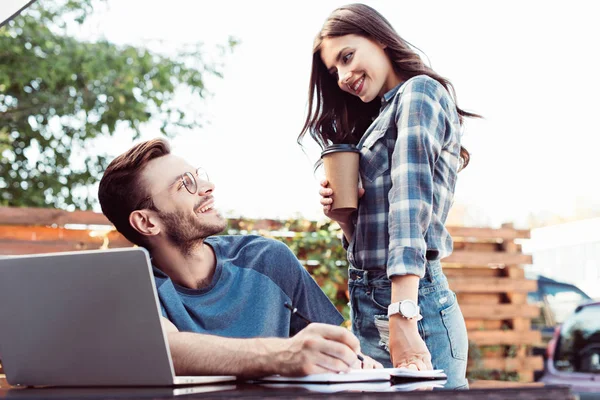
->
[159, 300, 168, 318]
[268, 240, 345, 331]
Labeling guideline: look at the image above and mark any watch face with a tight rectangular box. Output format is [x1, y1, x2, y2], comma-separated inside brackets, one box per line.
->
[400, 301, 418, 318]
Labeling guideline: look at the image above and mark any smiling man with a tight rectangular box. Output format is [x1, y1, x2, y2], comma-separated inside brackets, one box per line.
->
[97, 138, 380, 376]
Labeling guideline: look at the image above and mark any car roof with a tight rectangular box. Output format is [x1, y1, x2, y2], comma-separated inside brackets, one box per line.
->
[535, 275, 592, 299]
[575, 300, 600, 313]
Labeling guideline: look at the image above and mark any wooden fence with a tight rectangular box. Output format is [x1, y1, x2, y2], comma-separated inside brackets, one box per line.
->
[0, 206, 543, 381]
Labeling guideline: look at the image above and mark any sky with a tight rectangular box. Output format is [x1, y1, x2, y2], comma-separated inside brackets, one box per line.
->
[66, 1, 600, 227]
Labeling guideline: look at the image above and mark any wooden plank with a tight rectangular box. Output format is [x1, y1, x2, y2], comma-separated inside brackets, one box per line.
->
[447, 226, 530, 240]
[0, 207, 111, 227]
[518, 370, 535, 383]
[505, 266, 526, 279]
[465, 320, 503, 331]
[448, 277, 536, 293]
[479, 347, 506, 358]
[0, 239, 132, 255]
[461, 304, 540, 320]
[469, 380, 544, 389]
[507, 292, 529, 306]
[476, 356, 544, 371]
[511, 319, 532, 332]
[452, 242, 500, 252]
[443, 263, 515, 269]
[500, 237, 533, 334]
[0, 226, 131, 247]
[443, 251, 532, 266]
[0, 240, 93, 254]
[457, 293, 502, 305]
[444, 267, 502, 278]
[0, 207, 532, 238]
[469, 330, 542, 346]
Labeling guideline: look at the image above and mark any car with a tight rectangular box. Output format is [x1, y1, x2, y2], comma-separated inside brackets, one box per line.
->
[540, 301, 600, 397]
[527, 275, 594, 381]
[528, 275, 593, 343]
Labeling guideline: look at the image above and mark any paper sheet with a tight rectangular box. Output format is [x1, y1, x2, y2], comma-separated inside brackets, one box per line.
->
[257, 367, 446, 383]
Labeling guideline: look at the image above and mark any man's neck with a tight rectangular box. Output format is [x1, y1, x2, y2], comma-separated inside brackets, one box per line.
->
[150, 240, 217, 290]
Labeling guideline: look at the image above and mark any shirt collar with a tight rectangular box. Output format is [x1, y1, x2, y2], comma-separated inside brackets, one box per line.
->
[381, 80, 407, 107]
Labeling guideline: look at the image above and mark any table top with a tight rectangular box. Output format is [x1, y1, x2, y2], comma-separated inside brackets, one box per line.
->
[0, 376, 575, 400]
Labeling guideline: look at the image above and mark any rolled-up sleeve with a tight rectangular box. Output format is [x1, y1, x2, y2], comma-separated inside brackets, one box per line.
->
[387, 79, 447, 278]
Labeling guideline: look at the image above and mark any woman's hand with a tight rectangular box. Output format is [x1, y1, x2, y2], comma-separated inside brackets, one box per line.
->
[319, 179, 365, 223]
[388, 317, 433, 371]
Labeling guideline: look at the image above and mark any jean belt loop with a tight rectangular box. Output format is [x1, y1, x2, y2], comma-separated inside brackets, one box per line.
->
[424, 263, 434, 283]
[362, 270, 369, 286]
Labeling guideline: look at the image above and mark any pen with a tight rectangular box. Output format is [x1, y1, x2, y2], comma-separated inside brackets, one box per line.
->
[283, 302, 364, 363]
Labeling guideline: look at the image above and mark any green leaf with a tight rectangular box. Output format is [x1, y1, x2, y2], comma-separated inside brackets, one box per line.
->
[0, 0, 237, 209]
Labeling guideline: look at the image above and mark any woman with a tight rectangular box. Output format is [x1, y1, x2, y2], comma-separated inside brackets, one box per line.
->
[298, 3, 480, 389]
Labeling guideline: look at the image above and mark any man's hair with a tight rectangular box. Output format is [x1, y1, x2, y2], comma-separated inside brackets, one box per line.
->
[98, 138, 171, 246]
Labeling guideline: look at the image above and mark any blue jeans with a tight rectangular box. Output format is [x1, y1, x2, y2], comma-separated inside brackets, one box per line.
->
[348, 261, 469, 389]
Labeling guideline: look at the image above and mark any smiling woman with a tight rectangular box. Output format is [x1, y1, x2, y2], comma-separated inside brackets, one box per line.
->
[297, 3, 482, 390]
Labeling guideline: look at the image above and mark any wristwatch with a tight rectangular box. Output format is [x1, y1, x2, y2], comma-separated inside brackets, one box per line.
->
[387, 299, 423, 321]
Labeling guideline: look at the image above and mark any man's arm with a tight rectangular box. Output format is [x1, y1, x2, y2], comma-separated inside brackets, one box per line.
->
[160, 317, 361, 378]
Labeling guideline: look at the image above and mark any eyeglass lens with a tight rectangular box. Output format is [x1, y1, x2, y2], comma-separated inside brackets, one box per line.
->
[182, 168, 209, 195]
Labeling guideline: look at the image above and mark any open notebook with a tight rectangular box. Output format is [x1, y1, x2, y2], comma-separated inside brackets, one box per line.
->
[260, 379, 448, 393]
[255, 367, 446, 384]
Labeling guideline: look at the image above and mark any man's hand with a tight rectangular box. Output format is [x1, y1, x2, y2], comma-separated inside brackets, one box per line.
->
[274, 323, 362, 377]
[352, 354, 383, 369]
[163, 317, 367, 378]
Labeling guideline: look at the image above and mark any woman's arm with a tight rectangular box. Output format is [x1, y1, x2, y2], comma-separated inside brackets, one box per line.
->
[386, 77, 453, 370]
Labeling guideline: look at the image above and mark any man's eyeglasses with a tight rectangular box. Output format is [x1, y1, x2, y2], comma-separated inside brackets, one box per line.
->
[137, 167, 209, 210]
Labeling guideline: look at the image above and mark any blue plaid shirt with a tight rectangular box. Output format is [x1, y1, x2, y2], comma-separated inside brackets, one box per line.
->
[344, 75, 462, 278]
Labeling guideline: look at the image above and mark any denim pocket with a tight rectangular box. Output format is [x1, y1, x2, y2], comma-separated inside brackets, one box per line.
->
[440, 296, 469, 361]
[370, 286, 390, 311]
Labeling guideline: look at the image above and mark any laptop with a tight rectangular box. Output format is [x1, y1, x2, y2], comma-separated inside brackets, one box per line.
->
[0, 247, 236, 387]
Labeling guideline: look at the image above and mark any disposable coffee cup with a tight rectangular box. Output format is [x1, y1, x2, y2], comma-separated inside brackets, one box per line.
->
[321, 144, 360, 216]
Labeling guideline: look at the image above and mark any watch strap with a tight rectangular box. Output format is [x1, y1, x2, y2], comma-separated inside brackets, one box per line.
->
[387, 300, 423, 320]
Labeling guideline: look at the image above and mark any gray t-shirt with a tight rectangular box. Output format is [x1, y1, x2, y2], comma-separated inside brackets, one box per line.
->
[153, 235, 344, 337]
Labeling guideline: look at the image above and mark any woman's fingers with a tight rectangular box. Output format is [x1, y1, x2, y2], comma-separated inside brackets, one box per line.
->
[412, 359, 428, 371]
[320, 197, 333, 206]
[319, 187, 333, 197]
[398, 357, 430, 371]
[318, 180, 335, 215]
[424, 356, 433, 370]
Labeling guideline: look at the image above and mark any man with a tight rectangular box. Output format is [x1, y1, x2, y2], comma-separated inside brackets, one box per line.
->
[98, 138, 379, 377]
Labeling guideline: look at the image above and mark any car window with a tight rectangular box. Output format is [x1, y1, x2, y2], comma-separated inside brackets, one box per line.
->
[546, 291, 591, 324]
[554, 305, 600, 373]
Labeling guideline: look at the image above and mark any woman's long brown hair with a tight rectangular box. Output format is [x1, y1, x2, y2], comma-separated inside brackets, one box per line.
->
[298, 3, 481, 170]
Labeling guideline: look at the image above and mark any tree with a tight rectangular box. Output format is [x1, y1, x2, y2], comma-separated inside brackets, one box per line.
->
[0, 0, 236, 209]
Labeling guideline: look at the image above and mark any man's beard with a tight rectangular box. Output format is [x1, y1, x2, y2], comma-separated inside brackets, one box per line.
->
[159, 209, 226, 256]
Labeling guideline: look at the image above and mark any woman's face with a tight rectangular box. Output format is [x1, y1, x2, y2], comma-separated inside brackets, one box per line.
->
[320, 34, 401, 103]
